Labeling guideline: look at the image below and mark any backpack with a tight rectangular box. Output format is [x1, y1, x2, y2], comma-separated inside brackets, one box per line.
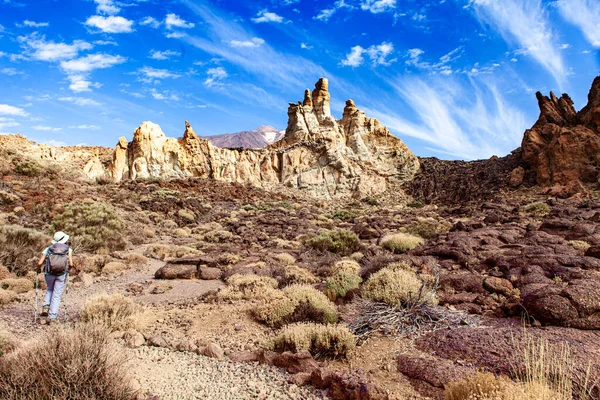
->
[46, 243, 69, 275]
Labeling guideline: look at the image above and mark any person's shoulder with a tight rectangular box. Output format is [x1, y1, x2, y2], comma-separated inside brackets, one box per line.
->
[42, 246, 50, 255]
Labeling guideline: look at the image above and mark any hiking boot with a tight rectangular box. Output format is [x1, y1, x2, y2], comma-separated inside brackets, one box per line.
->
[41, 306, 49, 317]
[46, 318, 57, 325]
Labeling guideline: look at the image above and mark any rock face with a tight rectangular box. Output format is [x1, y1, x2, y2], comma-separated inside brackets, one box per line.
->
[521, 76, 600, 197]
[205, 126, 285, 149]
[102, 78, 420, 198]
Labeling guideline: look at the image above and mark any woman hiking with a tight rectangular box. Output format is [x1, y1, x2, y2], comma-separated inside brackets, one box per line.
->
[37, 231, 73, 323]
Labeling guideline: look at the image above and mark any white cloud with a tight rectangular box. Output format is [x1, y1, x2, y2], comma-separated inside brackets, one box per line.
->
[405, 47, 462, 74]
[204, 66, 227, 87]
[140, 16, 161, 28]
[559, 43, 570, 50]
[85, 15, 134, 33]
[149, 50, 181, 60]
[1, 68, 23, 75]
[556, 0, 600, 48]
[251, 10, 284, 23]
[315, 0, 351, 21]
[68, 124, 100, 130]
[0, 117, 20, 130]
[94, 40, 117, 46]
[361, 0, 396, 14]
[33, 125, 62, 131]
[66, 75, 102, 92]
[165, 13, 195, 29]
[229, 37, 265, 48]
[23, 94, 51, 101]
[150, 88, 180, 101]
[57, 97, 101, 106]
[23, 20, 49, 27]
[60, 53, 126, 73]
[138, 66, 181, 80]
[94, 0, 120, 15]
[365, 77, 527, 160]
[165, 32, 185, 39]
[0, 104, 28, 116]
[469, 0, 566, 87]
[341, 41, 395, 67]
[19, 34, 92, 61]
[341, 45, 365, 67]
[301, 43, 313, 50]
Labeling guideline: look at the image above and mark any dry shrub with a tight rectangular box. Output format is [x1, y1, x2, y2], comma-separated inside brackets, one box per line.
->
[0, 278, 33, 294]
[142, 228, 155, 239]
[407, 218, 450, 239]
[0, 225, 50, 275]
[0, 329, 18, 357]
[331, 259, 361, 275]
[202, 230, 233, 243]
[284, 285, 338, 324]
[0, 323, 138, 400]
[362, 267, 433, 306]
[101, 262, 129, 275]
[522, 202, 551, 217]
[282, 265, 319, 286]
[302, 229, 360, 254]
[0, 265, 12, 280]
[445, 372, 563, 400]
[381, 233, 424, 254]
[160, 219, 178, 229]
[274, 253, 296, 265]
[124, 252, 148, 268]
[218, 274, 279, 300]
[173, 228, 190, 237]
[177, 209, 195, 222]
[217, 252, 241, 265]
[253, 289, 298, 327]
[567, 240, 590, 255]
[359, 253, 397, 280]
[52, 201, 126, 252]
[274, 238, 301, 250]
[145, 244, 200, 260]
[325, 271, 362, 301]
[271, 322, 355, 359]
[0, 289, 17, 305]
[80, 293, 140, 331]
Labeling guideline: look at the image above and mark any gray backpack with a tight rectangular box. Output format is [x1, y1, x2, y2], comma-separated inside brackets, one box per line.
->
[46, 243, 69, 275]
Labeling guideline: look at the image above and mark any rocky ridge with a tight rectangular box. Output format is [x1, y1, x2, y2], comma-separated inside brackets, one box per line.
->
[100, 78, 420, 199]
[205, 126, 285, 149]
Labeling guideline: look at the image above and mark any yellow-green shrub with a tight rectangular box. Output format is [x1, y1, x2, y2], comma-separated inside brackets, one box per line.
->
[284, 285, 338, 324]
[51, 201, 126, 252]
[274, 253, 296, 265]
[0, 278, 32, 294]
[271, 323, 355, 358]
[331, 259, 361, 275]
[522, 202, 551, 217]
[101, 262, 129, 275]
[218, 274, 279, 301]
[381, 233, 423, 254]
[362, 267, 433, 306]
[302, 229, 359, 254]
[325, 271, 362, 301]
[252, 289, 298, 327]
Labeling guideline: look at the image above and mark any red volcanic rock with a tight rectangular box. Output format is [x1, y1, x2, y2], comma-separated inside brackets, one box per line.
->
[521, 77, 600, 197]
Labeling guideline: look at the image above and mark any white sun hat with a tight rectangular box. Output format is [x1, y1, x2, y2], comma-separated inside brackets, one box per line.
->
[52, 231, 70, 244]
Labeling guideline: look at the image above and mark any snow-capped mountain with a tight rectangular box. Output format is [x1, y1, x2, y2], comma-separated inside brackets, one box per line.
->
[205, 126, 285, 149]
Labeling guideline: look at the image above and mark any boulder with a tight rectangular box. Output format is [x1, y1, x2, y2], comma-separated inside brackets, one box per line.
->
[397, 353, 473, 389]
[198, 266, 221, 280]
[124, 330, 145, 348]
[154, 263, 196, 279]
[270, 350, 319, 374]
[72, 272, 93, 288]
[147, 335, 169, 348]
[203, 343, 225, 360]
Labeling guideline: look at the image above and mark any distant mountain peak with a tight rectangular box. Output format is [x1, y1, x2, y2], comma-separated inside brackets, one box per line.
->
[205, 126, 284, 149]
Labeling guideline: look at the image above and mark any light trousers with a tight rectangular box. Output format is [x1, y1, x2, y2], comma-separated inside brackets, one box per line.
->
[43, 273, 67, 319]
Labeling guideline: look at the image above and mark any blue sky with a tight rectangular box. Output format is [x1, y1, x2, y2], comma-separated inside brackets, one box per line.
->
[0, 0, 599, 160]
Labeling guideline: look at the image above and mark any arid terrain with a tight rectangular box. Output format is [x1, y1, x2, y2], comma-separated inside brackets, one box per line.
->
[1, 78, 600, 400]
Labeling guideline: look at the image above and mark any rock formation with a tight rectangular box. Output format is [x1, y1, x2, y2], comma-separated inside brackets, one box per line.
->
[101, 78, 420, 198]
[521, 76, 600, 197]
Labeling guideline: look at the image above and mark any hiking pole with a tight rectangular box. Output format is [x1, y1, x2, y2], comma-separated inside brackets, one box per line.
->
[34, 273, 39, 324]
[62, 272, 69, 322]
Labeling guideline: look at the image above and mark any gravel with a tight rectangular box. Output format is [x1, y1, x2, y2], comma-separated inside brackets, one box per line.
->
[126, 346, 327, 400]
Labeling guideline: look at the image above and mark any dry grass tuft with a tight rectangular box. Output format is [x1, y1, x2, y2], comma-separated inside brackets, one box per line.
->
[101, 262, 129, 275]
[567, 240, 590, 255]
[331, 259, 361, 275]
[0, 289, 18, 305]
[0, 225, 50, 275]
[271, 322, 355, 359]
[522, 202, 551, 217]
[380, 233, 424, 254]
[302, 229, 360, 254]
[362, 267, 429, 306]
[253, 289, 298, 327]
[0, 265, 13, 280]
[80, 293, 141, 331]
[0, 323, 139, 400]
[0, 329, 18, 357]
[218, 274, 279, 301]
[0, 278, 33, 294]
[145, 244, 200, 260]
[274, 253, 296, 265]
[282, 265, 319, 286]
[124, 252, 148, 269]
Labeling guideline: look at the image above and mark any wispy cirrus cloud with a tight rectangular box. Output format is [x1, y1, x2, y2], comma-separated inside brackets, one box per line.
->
[365, 76, 527, 160]
[57, 97, 101, 106]
[314, 0, 352, 22]
[204, 66, 227, 87]
[229, 37, 265, 48]
[556, 0, 600, 48]
[149, 50, 181, 60]
[361, 0, 396, 14]
[468, 0, 566, 88]
[32, 125, 62, 131]
[137, 66, 181, 82]
[341, 42, 395, 67]
[22, 20, 49, 27]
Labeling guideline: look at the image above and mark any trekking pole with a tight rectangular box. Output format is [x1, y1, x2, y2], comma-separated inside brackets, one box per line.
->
[34, 273, 39, 324]
[63, 272, 69, 322]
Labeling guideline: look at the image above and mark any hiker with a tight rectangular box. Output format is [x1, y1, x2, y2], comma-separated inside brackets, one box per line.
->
[36, 231, 73, 322]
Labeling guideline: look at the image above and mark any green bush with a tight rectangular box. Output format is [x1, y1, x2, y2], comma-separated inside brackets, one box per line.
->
[362, 267, 436, 307]
[0, 225, 51, 276]
[325, 271, 362, 300]
[522, 202, 551, 217]
[284, 285, 338, 324]
[271, 322, 355, 359]
[331, 209, 357, 221]
[406, 218, 449, 239]
[302, 229, 359, 254]
[51, 201, 126, 252]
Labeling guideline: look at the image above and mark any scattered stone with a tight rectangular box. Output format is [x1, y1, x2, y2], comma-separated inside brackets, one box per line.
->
[124, 330, 145, 348]
[203, 343, 225, 360]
